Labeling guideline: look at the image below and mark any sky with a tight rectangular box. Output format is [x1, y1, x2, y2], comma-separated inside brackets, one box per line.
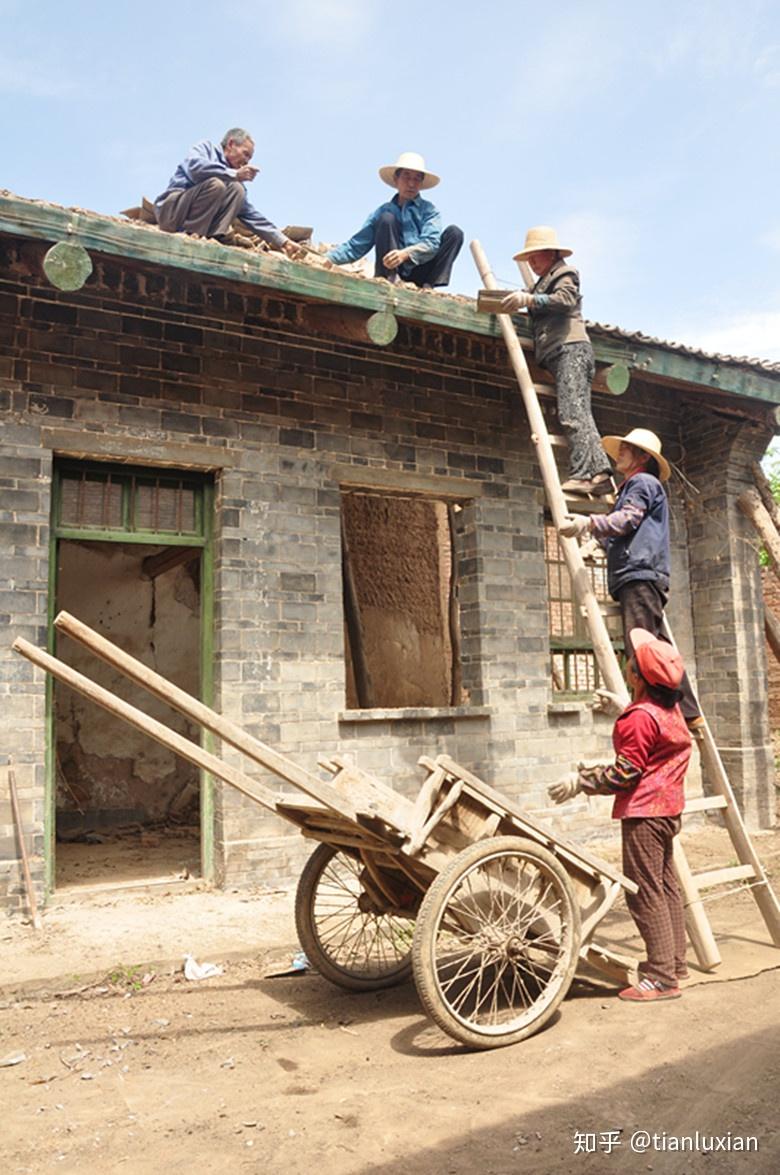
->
[4, 0, 780, 361]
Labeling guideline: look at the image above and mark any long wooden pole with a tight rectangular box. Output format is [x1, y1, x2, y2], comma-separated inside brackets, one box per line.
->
[662, 617, 780, 949]
[738, 488, 780, 572]
[470, 239, 629, 705]
[13, 638, 283, 815]
[50, 612, 359, 820]
[7, 764, 42, 930]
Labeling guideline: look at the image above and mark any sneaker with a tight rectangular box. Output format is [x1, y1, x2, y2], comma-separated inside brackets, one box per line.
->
[676, 969, 691, 982]
[562, 474, 614, 497]
[618, 977, 681, 1002]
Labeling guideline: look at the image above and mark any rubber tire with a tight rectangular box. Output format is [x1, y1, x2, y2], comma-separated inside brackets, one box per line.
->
[412, 836, 581, 1049]
[295, 843, 414, 992]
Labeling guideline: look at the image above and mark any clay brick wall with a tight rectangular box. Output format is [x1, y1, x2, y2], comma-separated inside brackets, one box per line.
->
[0, 233, 775, 908]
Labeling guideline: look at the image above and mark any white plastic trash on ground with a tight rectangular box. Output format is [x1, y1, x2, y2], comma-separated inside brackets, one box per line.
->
[183, 954, 224, 981]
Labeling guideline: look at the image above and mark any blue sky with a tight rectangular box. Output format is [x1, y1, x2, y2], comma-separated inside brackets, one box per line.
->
[4, 0, 780, 360]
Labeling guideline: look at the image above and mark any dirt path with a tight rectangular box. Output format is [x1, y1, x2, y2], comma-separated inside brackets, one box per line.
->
[3, 828, 779, 1173]
[2, 960, 778, 1175]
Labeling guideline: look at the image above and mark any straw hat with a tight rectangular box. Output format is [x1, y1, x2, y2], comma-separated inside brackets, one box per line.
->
[601, 428, 671, 482]
[378, 152, 440, 190]
[513, 226, 572, 261]
[630, 629, 685, 689]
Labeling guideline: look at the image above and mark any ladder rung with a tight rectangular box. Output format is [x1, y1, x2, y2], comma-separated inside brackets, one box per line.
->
[547, 434, 569, 448]
[683, 795, 728, 813]
[692, 864, 756, 889]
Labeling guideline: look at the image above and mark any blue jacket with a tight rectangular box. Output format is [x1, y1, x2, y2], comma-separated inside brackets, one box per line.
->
[606, 472, 670, 598]
[327, 193, 442, 272]
[155, 140, 285, 247]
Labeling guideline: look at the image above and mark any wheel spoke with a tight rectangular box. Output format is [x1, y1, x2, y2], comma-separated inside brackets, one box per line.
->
[428, 844, 577, 1036]
[306, 848, 413, 980]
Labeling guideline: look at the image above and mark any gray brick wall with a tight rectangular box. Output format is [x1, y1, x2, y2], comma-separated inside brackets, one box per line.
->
[0, 235, 775, 909]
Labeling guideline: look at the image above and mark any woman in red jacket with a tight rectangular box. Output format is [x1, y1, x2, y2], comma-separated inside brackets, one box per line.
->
[549, 628, 692, 1001]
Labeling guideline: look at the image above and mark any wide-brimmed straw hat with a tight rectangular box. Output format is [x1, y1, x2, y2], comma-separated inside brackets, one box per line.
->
[513, 225, 572, 261]
[601, 427, 671, 482]
[630, 628, 685, 689]
[378, 152, 440, 190]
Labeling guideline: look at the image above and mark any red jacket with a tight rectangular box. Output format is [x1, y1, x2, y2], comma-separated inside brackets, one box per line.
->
[610, 700, 692, 819]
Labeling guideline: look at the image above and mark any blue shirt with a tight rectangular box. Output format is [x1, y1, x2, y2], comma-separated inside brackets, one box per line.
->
[327, 194, 442, 270]
[155, 140, 285, 247]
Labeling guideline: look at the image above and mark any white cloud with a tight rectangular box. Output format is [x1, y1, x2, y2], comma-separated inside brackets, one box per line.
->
[678, 311, 780, 363]
[0, 52, 81, 98]
[553, 210, 639, 311]
[760, 226, 780, 253]
[228, 0, 376, 50]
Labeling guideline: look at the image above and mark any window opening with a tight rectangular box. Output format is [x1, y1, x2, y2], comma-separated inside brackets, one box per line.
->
[340, 491, 465, 709]
[544, 521, 623, 696]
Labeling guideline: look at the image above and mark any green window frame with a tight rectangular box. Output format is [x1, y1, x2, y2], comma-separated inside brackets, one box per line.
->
[53, 459, 209, 545]
[544, 521, 624, 697]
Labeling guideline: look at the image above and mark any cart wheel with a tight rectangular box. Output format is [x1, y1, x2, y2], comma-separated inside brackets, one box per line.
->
[412, 836, 580, 1049]
[295, 843, 414, 992]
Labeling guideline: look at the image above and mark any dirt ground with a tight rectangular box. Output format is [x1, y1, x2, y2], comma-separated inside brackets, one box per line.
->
[2, 828, 779, 1175]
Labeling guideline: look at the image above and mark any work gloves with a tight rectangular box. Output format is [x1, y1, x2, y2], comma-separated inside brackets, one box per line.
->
[501, 291, 535, 313]
[558, 514, 591, 540]
[592, 688, 627, 717]
[547, 772, 583, 804]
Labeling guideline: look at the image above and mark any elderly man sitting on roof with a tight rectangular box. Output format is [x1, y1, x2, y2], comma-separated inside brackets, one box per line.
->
[154, 128, 298, 256]
[326, 152, 463, 288]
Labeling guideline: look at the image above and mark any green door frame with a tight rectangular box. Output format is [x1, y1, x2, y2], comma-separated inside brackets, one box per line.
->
[45, 460, 216, 895]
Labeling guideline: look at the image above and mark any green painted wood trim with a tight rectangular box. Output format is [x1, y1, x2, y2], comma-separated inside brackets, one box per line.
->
[52, 526, 206, 545]
[199, 482, 215, 882]
[3, 193, 780, 405]
[44, 468, 60, 898]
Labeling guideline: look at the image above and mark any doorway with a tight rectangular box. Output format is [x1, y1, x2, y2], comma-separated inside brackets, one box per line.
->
[47, 460, 214, 893]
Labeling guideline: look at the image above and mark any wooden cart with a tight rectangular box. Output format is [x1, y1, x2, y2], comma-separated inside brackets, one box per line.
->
[15, 612, 637, 1051]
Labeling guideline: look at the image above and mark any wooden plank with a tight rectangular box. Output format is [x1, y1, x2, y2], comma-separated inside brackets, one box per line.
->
[683, 795, 728, 813]
[340, 514, 374, 708]
[738, 488, 780, 570]
[7, 765, 42, 930]
[752, 460, 780, 531]
[53, 612, 367, 826]
[13, 637, 282, 815]
[142, 546, 199, 580]
[693, 864, 756, 890]
[431, 754, 636, 891]
[672, 838, 722, 969]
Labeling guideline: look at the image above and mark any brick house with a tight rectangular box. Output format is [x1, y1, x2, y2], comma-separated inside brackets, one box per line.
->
[1, 191, 778, 912]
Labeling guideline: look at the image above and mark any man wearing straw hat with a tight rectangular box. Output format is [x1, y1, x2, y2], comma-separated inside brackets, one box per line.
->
[558, 427, 703, 727]
[501, 226, 612, 496]
[326, 152, 463, 288]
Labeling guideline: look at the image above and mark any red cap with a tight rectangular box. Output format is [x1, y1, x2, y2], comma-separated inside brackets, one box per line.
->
[630, 628, 684, 689]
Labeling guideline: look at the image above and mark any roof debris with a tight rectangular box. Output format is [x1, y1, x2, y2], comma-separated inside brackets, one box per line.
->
[2, 189, 778, 377]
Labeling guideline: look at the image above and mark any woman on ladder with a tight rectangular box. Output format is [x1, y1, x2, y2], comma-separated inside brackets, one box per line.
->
[501, 226, 612, 496]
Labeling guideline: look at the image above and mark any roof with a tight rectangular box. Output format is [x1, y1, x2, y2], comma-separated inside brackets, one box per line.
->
[2, 189, 780, 407]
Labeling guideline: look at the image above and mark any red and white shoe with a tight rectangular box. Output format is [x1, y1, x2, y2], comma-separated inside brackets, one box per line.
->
[618, 977, 681, 1002]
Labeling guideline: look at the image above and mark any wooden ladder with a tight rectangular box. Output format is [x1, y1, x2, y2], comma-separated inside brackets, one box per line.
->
[471, 239, 780, 968]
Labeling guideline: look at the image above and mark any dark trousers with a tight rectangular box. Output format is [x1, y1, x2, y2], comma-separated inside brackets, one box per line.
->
[373, 211, 463, 287]
[155, 178, 245, 238]
[545, 343, 611, 481]
[616, 580, 702, 720]
[622, 816, 687, 988]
